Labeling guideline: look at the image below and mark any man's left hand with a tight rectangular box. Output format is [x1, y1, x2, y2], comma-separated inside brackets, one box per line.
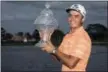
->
[41, 41, 55, 53]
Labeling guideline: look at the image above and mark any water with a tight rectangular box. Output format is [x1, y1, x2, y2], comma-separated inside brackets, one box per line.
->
[1, 46, 61, 71]
[1, 45, 108, 71]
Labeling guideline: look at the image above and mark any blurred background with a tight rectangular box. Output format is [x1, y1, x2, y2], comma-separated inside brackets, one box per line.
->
[1, 1, 108, 72]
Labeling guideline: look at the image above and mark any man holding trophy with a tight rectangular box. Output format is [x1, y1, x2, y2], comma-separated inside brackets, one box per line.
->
[34, 3, 91, 72]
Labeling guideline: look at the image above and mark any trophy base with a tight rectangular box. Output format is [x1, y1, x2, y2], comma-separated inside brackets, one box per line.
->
[35, 40, 47, 48]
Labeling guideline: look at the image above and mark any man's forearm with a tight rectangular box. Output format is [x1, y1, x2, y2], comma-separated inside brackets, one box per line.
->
[53, 49, 80, 69]
[54, 49, 73, 68]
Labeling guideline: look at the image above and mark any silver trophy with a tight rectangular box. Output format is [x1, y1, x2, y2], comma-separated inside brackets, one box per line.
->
[34, 3, 58, 47]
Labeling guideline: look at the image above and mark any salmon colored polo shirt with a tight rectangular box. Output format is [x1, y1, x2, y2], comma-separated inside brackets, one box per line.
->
[58, 26, 92, 71]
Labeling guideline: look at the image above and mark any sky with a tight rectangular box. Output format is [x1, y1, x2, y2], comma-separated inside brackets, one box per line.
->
[1, 1, 107, 34]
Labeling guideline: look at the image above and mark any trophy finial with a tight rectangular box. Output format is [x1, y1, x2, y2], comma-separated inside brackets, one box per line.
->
[45, 2, 50, 9]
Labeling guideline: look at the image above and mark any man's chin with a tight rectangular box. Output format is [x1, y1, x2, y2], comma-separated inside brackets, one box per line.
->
[70, 26, 77, 28]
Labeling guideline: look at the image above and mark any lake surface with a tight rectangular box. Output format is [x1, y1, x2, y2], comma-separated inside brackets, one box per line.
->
[1, 45, 108, 72]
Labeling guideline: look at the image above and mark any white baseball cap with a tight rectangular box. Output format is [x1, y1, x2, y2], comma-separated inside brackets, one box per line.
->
[66, 4, 86, 20]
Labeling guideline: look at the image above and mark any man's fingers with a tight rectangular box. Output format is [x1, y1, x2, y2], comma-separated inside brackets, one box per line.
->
[47, 41, 52, 45]
[41, 48, 46, 51]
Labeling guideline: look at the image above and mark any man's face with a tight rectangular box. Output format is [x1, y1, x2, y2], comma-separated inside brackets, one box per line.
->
[68, 10, 83, 28]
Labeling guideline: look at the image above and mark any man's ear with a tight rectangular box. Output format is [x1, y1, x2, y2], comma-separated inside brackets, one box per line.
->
[82, 18, 84, 23]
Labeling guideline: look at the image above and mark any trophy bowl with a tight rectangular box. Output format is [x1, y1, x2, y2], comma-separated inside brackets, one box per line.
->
[35, 24, 57, 47]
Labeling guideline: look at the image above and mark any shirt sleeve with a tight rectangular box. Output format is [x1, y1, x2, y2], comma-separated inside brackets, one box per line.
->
[68, 38, 89, 59]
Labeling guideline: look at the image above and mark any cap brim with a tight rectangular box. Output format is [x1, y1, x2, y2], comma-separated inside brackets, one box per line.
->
[66, 8, 78, 13]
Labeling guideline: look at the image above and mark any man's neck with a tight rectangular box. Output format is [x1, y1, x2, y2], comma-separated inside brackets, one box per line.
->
[70, 26, 82, 33]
